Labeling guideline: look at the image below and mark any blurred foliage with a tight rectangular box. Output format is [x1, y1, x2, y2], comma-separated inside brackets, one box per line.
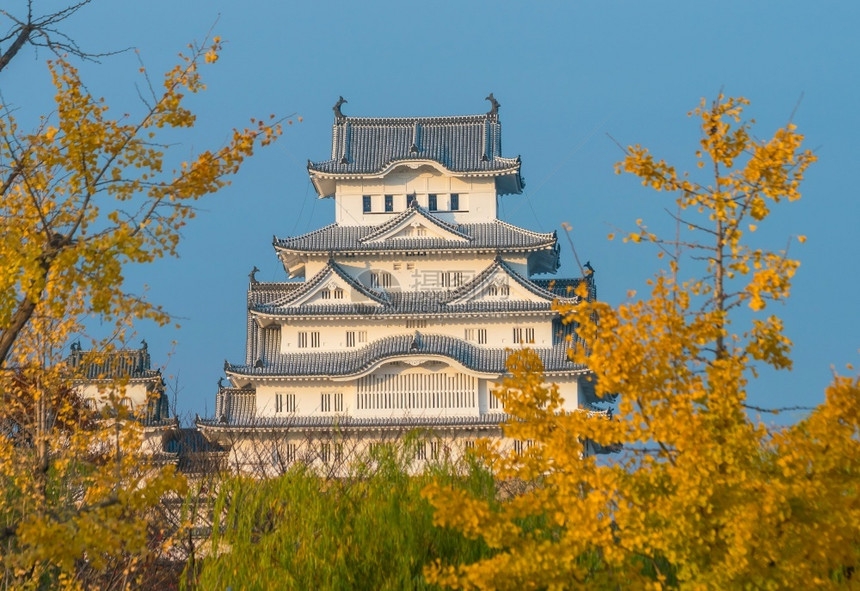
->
[191, 438, 496, 590]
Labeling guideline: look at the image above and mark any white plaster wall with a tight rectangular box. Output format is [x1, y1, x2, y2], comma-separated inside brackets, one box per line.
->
[78, 382, 149, 411]
[204, 424, 602, 477]
[302, 255, 527, 293]
[554, 377, 580, 412]
[275, 313, 554, 354]
[256, 381, 354, 417]
[334, 171, 497, 226]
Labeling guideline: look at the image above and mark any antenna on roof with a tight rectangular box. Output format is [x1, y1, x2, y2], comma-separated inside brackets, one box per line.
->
[561, 222, 586, 277]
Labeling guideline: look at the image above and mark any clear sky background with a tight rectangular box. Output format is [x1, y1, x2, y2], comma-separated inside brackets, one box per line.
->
[3, 1, 858, 422]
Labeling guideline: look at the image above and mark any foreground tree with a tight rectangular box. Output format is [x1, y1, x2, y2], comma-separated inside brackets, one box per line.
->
[424, 96, 859, 589]
[0, 27, 281, 588]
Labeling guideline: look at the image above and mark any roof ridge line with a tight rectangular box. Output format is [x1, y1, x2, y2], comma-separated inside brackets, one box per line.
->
[274, 222, 339, 246]
[493, 218, 556, 239]
[496, 259, 579, 302]
[358, 206, 471, 244]
[335, 113, 495, 125]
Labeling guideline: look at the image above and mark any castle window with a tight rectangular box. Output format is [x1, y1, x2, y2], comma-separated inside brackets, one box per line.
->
[393, 263, 401, 271]
[450, 193, 459, 210]
[334, 392, 344, 412]
[513, 327, 535, 344]
[334, 288, 344, 299]
[321, 289, 331, 300]
[428, 194, 437, 211]
[500, 284, 510, 296]
[358, 331, 367, 343]
[414, 226, 427, 237]
[320, 443, 331, 463]
[298, 331, 320, 348]
[321, 393, 331, 412]
[275, 393, 296, 413]
[363, 195, 372, 213]
[487, 285, 498, 296]
[346, 331, 356, 347]
[370, 272, 392, 289]
[335, 443, 344, 462]
[406, 319, 427, 329]
[466, 328, 487, 344]
[442, 271, 463, 288]
[384, 194, 393, 212]
[415, 441, 427, 460]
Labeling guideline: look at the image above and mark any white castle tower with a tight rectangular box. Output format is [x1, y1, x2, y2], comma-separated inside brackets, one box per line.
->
[197, 96, 603, 471]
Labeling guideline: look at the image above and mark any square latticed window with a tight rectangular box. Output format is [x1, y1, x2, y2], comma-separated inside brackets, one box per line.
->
[362, 195, 372, 213]
[384, 194, 394, 212]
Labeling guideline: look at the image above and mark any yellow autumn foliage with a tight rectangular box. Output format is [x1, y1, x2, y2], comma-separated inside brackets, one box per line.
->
[0, 35, 280, 589]
[424, 96, 858, 589]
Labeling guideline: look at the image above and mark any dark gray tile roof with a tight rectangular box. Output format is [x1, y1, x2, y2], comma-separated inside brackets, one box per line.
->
[66, 343, 159, 382]
[215, 386, 256, 423]
[251, 257, 583, 319]
[66, 343, 174, 425]
[227, 330, 586, 379]
[309, 113, 521, 182]
[248, 282, 304, 306]
[274, 212, 558, 255]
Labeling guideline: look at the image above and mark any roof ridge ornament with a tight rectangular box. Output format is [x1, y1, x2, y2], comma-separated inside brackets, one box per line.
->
[485, 93, 500, 121]
[333, 96, 348, 122]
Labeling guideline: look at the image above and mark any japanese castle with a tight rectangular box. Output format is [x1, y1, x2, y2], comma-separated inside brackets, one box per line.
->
[197, 96, 601, 471]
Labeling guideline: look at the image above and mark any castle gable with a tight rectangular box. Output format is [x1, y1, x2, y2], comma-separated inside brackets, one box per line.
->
[359, 205, 471, 245]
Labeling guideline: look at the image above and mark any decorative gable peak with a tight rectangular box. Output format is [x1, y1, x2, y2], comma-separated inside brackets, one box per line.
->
[263, 261, 389, 310]
[359, 204, 472, 245]
[446, 257, 580, 306]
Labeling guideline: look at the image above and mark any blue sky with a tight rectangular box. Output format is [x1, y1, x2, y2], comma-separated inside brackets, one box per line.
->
[4, 1, 858, 421]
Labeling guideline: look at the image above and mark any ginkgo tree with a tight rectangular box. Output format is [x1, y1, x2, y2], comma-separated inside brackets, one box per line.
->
[423, 96, 859, 590]
[0, 26, 282, 588]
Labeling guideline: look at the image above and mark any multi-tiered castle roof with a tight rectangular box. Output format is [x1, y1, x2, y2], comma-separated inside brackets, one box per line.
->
[197, 97, 600, 465]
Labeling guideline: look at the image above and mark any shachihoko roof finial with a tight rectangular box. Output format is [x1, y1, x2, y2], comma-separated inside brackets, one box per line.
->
[485, 93, 500, 119]
[333, 96, 348, 121]
[249, 266, 260, 284]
